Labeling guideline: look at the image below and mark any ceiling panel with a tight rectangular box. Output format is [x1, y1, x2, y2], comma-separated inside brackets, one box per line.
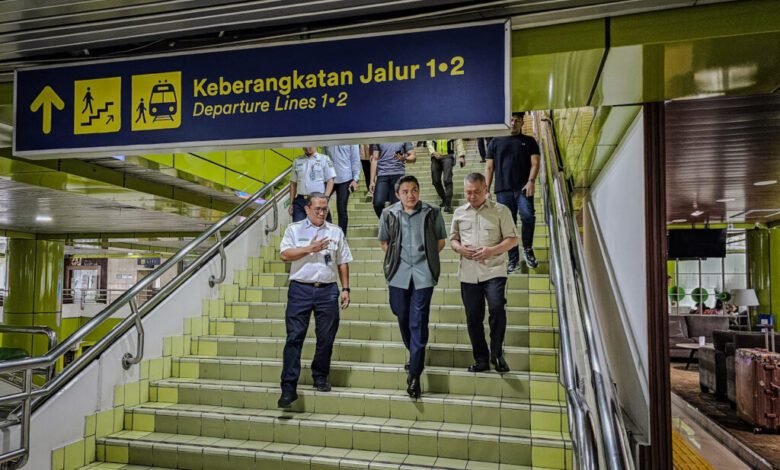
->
[665, 93, 780, 225]
[0, 176, 220, 233]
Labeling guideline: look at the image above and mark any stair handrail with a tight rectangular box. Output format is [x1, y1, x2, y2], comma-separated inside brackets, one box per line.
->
[534, 116, 599, 470]
[533, 111, 634, 469]
[0, 167, 292, 468]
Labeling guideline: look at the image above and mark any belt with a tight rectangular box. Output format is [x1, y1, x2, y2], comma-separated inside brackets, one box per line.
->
[295, 194, 315, 200]
[292, 280, 336, 288]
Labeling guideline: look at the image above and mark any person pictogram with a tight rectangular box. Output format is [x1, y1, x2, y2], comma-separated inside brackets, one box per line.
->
[81, 87, 94, 114]
[135, 98, 147, 123]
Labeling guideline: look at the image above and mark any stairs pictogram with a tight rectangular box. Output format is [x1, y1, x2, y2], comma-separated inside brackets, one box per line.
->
[81, 101, 114, 126]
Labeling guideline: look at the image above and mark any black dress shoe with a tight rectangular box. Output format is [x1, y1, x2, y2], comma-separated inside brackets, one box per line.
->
[404, 362, 410, 372]
[407, 376, 421, 399]
[313, 380, 331, 392]
[491, 356, 510, 373]
[277, 390, 298, 408]
[468, 363, 490, 373]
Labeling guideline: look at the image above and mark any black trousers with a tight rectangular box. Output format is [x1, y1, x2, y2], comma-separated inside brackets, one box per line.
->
[333, 181, 352, 235]
[431, 155, 455, 207]
[281, 281, 340, 392]
[461, 277, 507, 365]
[360, 160, 371, 190]
[373, 174, 403, 218]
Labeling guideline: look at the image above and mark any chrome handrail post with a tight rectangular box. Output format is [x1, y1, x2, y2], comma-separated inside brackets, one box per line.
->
[208, 230, 226, 288]
[121, 299, 144, 370]
[265, 187, 278, 235]
[12, 368, 33, 469]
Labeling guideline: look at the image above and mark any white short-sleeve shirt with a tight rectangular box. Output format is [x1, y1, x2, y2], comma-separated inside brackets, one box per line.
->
[280, 218, 353, 284]
[290, 153, 337, 196]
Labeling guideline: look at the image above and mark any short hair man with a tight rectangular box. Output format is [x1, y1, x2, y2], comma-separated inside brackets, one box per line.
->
[378, 175, 447, 398]
[426, 139, 466, 213]
[485, 112, 541, 273]
[322, 145, 361, 235]
[278, 193, 353, 408]
[450, 173, 518, 372]
[369, 142, 416, 218]
[289, 147, 336, 223]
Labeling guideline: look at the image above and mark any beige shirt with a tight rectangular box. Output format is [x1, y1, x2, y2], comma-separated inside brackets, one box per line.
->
[450, 198, 518, 283]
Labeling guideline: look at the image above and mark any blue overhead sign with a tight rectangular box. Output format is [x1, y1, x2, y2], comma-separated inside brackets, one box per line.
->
[14, 22, 509, 157]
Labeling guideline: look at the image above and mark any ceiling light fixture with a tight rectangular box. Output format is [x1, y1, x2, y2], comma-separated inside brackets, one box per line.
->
[754, 180, 777, 186]
[716, 198, 736, 203]
[35, 215, 52, 222]
[691, 210, 704, 217]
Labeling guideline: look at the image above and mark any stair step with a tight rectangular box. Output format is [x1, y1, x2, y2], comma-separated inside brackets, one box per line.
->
[259, 258, 551, 275]
[171, 357, 564, 400]
[222, 302, 559, 327]
[147, 378, 566, 424]
[191, 336, 558, 372]
[97, 431, 571, 469]
[236, 286, 556, 308]
[122, 404, 568, 462]
[259, 246, 550, 262]
[209, 318, 558, 343]
[247, 271, 553, 290]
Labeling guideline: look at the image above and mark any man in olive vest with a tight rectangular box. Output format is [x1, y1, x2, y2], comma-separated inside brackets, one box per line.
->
[427, 139, 465, 213]
[378, 175, 447, 398]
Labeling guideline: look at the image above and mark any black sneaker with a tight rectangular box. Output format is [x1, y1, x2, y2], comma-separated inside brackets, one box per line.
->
[523, 248, 539, 269]
[277, 390, 298, 408]
[507, 261, 518, 275]
[468, 363, 490, 373]
[491, 356, 510, 373]
[313, 380, 331, 392]
[443, 205, 453, 214]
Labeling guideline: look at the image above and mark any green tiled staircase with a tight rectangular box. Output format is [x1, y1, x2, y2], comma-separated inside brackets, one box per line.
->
[77, 142, 571, 470]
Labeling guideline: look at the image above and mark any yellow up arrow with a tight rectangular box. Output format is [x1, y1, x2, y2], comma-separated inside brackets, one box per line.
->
[30, 86, 65, 134]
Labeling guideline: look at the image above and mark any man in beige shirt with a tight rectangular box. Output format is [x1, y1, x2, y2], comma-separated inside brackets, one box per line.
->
[450, 173, 518, 373]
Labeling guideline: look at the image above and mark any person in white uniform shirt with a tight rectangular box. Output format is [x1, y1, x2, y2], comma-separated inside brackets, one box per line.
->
[277, 193, 353, 408]
[289, 147, 337, 223]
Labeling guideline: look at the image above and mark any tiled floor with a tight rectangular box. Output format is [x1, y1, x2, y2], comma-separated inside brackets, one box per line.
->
[77, 143, 572, 470]
[672, 399, 750, 470]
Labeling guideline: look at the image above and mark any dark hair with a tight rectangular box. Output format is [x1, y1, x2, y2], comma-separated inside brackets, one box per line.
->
[511, 111, 526, 119]
[464, 173, 486, 185]
[394, 175, 419, 193]
[306, 192, 329, 206]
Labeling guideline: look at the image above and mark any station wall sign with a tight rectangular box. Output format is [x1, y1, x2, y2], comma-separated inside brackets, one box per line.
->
[14, 21, 509, 158]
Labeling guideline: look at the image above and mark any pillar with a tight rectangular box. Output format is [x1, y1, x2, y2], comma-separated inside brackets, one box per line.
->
[747, 229, 771, 329]
[2, 239, 64, 357]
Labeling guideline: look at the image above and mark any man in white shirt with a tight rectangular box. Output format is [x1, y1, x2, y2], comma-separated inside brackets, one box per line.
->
[289, 147, 337, 223]
[278, 193, 353, 408]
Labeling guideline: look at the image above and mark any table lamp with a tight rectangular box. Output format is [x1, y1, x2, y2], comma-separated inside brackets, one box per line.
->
[731, 288, 760, 331]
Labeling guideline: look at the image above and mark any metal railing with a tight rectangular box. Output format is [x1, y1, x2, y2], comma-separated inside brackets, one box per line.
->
[0, 326, 57, 382]
[0, 167, 291, 468]
[63, 287, 160, 309]
[532, 111, 634, 469]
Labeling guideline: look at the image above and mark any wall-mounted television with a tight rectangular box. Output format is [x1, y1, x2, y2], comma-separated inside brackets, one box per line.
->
[667, 229, 727, 260]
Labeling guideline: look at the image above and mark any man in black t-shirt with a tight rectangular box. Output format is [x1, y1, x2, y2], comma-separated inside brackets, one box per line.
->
[485, 112, 541, 273]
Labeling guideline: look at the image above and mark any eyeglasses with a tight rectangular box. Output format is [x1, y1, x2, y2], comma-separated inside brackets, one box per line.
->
[310, 207, 329, 214]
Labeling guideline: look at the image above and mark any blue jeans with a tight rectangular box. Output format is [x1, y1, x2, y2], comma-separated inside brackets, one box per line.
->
[388, 279, 434, 377]
[373, 174, 403, 218]
[461, 277, 507, 365]
[281, 282, 340, 392]
[496, 190, 535, 264]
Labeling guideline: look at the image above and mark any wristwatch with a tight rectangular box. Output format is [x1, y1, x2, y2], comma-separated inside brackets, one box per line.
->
[342, 288, 351, 293]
